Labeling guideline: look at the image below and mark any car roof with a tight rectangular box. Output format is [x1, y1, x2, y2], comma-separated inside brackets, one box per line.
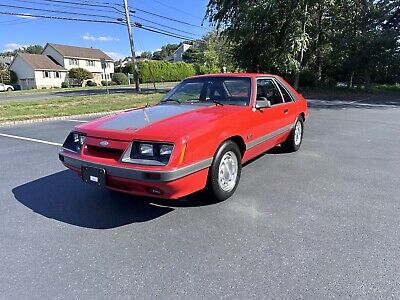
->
[187, 73, 278, 79]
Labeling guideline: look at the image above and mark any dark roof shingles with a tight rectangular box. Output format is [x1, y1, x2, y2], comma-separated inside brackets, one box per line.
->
[48, 43, 113, 60]
[18, 53, 66, 71]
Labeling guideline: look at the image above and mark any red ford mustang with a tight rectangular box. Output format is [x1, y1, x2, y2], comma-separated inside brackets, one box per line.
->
[59, 73, 308, 201]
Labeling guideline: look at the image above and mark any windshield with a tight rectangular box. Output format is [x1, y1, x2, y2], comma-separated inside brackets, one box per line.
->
[161, 77, 252, 106]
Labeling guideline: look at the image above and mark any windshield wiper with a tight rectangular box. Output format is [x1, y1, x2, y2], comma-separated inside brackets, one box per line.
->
[161, 99, 181, 104]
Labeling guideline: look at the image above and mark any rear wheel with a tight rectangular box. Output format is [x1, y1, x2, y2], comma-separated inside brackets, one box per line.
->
[206, 141, 242, 202]
[281, 117, 304, 152]
[7, 87, 12, 91]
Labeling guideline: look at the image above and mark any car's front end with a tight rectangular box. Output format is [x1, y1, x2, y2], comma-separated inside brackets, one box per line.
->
[59, 129, 211, 199]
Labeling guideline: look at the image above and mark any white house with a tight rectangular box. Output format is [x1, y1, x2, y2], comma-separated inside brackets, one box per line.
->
[170, 43, 192, 63]
[42, 43, 114, 84]
[9, 53, 67, 90]
[10, 43, 115, 89]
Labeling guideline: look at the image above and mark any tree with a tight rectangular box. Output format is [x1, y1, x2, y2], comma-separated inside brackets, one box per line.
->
[24, 45, 43, 54]
[206, 0, 311, 87]
[0, 69, 17, 84]
[0, 44, 43, 56]
[206, 0, 399, 88]
[182, 48, 202, 63]
[140, 51, 153, 59]
[69, 68, 93, 84]
[151, 44, 179, 61]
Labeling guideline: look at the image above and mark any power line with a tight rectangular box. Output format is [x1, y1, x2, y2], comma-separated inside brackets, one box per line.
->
[130, 8, 206, 29]
[0, 11, 121, 24]
[132, 15, 201, 38]
[0, 3, 118, 20]
[9, 0, 122, 16]
[28, 0, 124, 13]
[6, 0, 207, 29]
[133, 22, 194, 40]
[148, 0, 205, 21]
[0, 10, 197, 40]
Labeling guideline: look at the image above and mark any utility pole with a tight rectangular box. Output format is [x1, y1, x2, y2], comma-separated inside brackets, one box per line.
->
[123, 0, 140, 92]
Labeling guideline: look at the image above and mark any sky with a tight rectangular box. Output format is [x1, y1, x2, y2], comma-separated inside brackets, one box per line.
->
[0, 0, 211, 60]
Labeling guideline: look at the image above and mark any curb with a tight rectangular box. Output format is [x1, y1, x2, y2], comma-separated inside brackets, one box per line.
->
[0, 110, 124, 127]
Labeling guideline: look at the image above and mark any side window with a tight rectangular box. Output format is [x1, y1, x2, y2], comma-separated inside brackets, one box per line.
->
[256, 79, 283, 105]
[276, 81, 293, 102]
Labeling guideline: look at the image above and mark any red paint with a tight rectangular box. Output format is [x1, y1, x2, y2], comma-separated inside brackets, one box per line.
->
[60, 73, 308, 199]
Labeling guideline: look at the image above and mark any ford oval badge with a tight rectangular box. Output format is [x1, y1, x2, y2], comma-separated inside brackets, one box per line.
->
[99, 140, 109, 147]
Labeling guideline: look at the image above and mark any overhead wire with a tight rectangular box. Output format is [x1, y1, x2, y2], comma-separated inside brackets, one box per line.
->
[0, 3, 118, 20]
[0, 0, 206, 40]
[8, 0, 122, 16]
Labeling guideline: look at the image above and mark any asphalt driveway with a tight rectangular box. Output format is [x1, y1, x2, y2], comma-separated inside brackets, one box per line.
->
[0, 99, 399, 298]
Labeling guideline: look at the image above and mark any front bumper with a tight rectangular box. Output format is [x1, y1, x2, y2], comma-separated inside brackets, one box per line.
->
[59, 152, 211, 199]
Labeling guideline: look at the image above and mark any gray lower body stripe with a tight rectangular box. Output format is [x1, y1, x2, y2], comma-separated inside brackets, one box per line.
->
[246, 125, 293, 150]
[60, 154, 213, 182]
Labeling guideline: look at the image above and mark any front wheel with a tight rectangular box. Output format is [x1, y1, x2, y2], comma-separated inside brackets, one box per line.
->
[206, 141, 242, 202]
[7, 87, 12, 91]
[281, 117, 304, 152]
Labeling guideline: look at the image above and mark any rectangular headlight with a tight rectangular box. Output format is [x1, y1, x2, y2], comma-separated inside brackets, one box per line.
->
[139, 143, 154, 156]
[122, 141, 174, 166]
[160, 144, 173, 156]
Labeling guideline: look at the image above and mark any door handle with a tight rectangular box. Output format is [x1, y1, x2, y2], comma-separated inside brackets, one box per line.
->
[283, 109, 289, 114]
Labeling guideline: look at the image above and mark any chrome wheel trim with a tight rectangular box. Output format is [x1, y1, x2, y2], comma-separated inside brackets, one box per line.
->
[294, 121, 302, 146]
[218, 151, 238, 192]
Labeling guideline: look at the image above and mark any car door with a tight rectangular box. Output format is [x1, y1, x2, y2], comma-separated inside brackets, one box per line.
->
[274, 78, 298, 127]
[247, 78, 291, 151]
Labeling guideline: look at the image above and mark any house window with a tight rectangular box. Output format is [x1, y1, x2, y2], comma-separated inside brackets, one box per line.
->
[106, 62, 110, 68]
[54, 71, 60, 78]
[69, 58, 79, 66]
[101, 74, 104, 80]
[87, 60, 95, 67]
[43, 71, 51, 78]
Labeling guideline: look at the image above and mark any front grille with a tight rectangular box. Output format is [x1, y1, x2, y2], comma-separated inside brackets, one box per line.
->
[84, 145, 124, 161]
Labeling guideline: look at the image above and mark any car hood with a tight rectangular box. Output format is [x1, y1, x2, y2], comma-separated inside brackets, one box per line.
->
[76, 104, 246, 142]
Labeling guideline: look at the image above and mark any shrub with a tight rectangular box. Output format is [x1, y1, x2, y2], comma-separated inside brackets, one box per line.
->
[112, 73, 128, 85]
[101, 80, 117, 86]
[86, 80, 97, 87]
[69, 68, 93, 84]
[0, 69, 18, 84]
[61, 81, 69, 88]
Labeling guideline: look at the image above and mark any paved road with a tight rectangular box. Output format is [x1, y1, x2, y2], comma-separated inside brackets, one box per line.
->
[0, 100, 399, 298]
[0, 82, 177, 102]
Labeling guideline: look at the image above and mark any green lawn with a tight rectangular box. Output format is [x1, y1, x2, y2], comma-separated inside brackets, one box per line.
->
[0, 82, 179, 96]
[0, 93, 164, 122]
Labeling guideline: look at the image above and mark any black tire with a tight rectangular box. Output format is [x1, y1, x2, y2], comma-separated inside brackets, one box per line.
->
[281, 117, 304, 152]
[206, 140, 242, 202]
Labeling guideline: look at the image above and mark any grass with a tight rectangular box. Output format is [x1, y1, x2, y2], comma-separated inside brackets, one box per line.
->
[0, 92, 164, 122]
[0, 82, 179, 96]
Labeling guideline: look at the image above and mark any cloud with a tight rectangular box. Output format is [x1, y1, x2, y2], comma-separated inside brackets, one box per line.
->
[4, 43, 26, 52]
[104, 51, 127, 60]
[83, 33, 119, 42]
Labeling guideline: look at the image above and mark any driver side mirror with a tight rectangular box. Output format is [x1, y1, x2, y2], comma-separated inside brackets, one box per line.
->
[255, 99, 272, 110]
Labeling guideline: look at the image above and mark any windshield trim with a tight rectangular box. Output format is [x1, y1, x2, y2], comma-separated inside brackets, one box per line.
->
[161, 76, 253, 107]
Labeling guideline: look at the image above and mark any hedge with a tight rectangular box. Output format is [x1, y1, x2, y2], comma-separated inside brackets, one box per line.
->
[122, 60, 221, 83]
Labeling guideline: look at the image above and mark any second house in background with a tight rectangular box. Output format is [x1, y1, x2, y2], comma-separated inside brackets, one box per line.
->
[9, 43, 115, 90]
